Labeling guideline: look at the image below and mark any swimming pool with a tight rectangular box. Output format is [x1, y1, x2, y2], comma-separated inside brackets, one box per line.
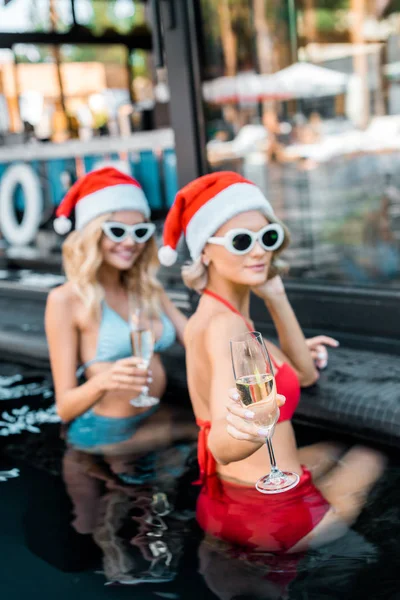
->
[1, 362, 399, 599]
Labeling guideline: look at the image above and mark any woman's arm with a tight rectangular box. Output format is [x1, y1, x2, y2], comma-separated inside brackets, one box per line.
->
[45, 288, 105, 422]
[252, 276, 318, 387]
[205, 314, 266, 465]
[160, 290, 188, 346]
[45, 288, 148, 423]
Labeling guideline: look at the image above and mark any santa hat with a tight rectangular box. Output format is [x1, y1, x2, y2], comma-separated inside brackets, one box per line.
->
[158, 171, 283, 266]
[54, 167, 150, 235]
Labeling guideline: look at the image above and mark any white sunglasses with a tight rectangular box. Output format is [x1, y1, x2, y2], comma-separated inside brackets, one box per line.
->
[102, 221, 156, 244]
[208, 223, 284, 255]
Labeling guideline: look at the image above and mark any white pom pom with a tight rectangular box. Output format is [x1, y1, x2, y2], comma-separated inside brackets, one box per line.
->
[158, 245, 178, 266]
[53, 216, 72, 235]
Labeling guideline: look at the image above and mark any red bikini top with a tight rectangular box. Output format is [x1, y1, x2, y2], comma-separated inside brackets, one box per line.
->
[203, 289, 300, 423]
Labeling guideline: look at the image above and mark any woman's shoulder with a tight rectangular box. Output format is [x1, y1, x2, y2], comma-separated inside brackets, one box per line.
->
[46, 281, 82, 312]
[198, 311, 247, 351]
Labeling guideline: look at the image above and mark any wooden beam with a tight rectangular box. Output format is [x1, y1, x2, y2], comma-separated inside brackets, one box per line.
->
[0, 30, 152, 50]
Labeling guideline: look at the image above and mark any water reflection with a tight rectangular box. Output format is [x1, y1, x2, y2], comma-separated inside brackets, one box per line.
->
[1, 367, 400, 598]
[199, 536, 297, 600]
[61, 399, 198, 585]
[198, 520, 381, 600]
[62, 437, 195, 586]
[60, 441, 390, 594]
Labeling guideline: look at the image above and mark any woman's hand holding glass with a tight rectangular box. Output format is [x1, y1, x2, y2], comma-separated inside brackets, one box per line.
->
[95, 357, 151, 396]
[230, 331, 300, 494]
[226, 388, 286, 443]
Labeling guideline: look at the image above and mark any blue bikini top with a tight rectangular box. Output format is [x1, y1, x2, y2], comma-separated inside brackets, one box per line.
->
[77, 301, 176, 377]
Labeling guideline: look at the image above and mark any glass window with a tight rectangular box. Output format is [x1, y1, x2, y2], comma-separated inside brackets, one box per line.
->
[0, 1, 174, 234]
[198, 0, 400, 289]
[0, 0, 73, 33]
[0, 9, 171, 145]
[0, 1, 146, 34]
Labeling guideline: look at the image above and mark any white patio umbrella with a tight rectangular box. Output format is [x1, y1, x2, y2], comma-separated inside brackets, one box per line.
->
[202, 71, 292, 104]
[203, 63, 349, 104]
[262, 63, 349, 99]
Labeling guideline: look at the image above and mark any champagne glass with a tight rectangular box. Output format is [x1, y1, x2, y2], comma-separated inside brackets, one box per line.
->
[130, 308, 160, 408]
[230, 331, 299, 494]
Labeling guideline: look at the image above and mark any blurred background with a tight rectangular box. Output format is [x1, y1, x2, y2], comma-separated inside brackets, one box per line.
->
[0, 1, 399, 296]
[0, 1, 399, 356]
[0, 0, 399, 289]
[0, 2, 399, 597]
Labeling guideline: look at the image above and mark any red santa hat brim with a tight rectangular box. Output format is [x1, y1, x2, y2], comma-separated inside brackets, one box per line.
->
[75, 183, 150, 230]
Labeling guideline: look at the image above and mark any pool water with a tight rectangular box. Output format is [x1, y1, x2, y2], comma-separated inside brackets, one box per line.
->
[0, 363, 399, 600]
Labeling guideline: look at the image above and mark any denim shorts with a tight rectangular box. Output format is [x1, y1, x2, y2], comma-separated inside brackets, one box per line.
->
[66, 405, 158, 450]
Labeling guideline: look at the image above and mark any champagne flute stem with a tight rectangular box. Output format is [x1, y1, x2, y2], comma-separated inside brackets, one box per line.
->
[143, 356, 152, 398]
[266, 437, 276, 467]
[265, 438, 283, 478]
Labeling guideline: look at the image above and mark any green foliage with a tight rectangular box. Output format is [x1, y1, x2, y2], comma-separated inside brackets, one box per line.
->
[87, 0, 144, 36]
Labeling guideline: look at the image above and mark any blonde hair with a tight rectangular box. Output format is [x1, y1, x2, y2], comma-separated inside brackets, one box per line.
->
[182, 221, 291, 293]
[62, 212, 162, 318]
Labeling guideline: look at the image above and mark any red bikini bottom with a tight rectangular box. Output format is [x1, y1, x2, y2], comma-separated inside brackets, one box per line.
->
[196, 467, 330, 554]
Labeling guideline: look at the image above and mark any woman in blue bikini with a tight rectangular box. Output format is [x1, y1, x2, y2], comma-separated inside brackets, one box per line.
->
[45, 167, 187, 455]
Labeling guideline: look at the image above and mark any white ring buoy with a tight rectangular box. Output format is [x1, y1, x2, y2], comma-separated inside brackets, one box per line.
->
[0, 163, 43, 246]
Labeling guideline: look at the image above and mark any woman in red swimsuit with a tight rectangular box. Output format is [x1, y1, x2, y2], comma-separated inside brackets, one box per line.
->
[159, 171, 385, 554]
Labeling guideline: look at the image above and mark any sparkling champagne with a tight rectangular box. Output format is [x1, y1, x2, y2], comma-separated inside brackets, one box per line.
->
[129, 310, 159, 409]
[236, 373, 279, 429]
[130, 329, 154, 366]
